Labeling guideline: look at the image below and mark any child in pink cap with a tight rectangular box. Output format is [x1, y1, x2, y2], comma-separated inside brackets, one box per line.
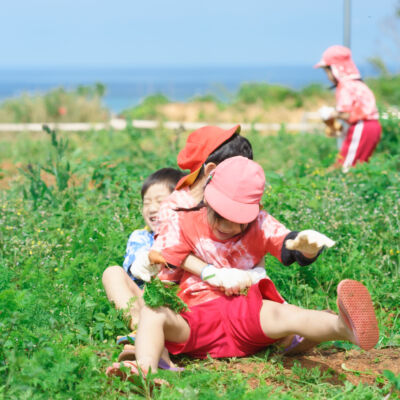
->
[107, 156, 379, 380]
[315, 45, 382, 172]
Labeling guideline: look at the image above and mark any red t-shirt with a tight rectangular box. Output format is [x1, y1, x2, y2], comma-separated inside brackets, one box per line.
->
[153, 186, 196, 251]
[153, 187, 197, 281]
[161, 207, 290, 307]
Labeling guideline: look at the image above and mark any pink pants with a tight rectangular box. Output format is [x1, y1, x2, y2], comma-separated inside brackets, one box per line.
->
[338, 119, 381, 171]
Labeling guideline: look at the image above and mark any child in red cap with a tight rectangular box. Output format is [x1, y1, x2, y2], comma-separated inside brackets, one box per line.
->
[315, 45, 382, 172]
[103, 125, 257, 366]
[108, 156, 378, 380]
[103, 125, 253, 318]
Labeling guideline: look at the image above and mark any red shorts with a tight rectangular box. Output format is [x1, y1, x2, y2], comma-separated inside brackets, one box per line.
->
[165, 279, 285, 359]
[338, 119, 381, 170]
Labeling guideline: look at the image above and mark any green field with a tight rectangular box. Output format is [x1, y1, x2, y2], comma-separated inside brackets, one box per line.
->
[1, 123, 399, 399]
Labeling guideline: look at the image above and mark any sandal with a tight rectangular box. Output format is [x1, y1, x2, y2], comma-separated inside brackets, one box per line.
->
[337, 279, 379, 350]
[116, 335, 136, 346]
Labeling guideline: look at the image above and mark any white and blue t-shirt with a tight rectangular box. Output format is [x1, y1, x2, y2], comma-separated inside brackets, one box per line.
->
[123, 229, 154, 286]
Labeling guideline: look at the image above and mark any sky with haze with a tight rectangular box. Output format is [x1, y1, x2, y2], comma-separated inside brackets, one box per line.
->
[1, 0, 398, 68]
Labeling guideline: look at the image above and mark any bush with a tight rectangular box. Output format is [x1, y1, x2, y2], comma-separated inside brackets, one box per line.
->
[366, 75, 400, 106]
[189, 94, 221, 103]
[236, 83, 303, 108]
[378, 109, 400, 155]
[121, 93, 169, 120]
[300, 83, 329, 98]
[0, 84, 109, 123]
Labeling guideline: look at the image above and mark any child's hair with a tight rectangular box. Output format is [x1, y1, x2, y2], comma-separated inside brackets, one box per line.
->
[196, 133, 253, 180]
[141, 168, 185, 199]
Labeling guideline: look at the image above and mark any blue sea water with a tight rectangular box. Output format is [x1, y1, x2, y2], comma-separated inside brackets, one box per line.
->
[0, 65, 378, 113]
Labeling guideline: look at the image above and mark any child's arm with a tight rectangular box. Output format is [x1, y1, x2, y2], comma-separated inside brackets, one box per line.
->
[181, 254, 207, 276]
[260, 212, 334, 266]
[175, 253, 262, 295]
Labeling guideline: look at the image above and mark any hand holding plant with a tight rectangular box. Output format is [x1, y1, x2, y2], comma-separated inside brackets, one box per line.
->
[201, 265, 252, 295]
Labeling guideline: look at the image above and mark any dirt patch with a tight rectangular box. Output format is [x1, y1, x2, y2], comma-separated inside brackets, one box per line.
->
[208, 348, 399, 389]
[0, 161, 23, 189]
[158, 99, 334, 124]
[0, 160, 83, 190]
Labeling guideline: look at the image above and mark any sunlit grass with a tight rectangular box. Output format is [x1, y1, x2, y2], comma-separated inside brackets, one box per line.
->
[0, 126, 399, 399]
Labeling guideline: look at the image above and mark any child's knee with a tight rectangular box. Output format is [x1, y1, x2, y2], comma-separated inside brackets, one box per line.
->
[139, 305, 168, 326]
[260, 300, 289, 338]
[102, 265, 124, 285]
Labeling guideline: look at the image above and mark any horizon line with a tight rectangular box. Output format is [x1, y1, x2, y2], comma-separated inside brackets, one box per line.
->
[0, 62, 381, 70]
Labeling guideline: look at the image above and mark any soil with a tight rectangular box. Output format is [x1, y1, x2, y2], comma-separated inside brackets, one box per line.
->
[158, 100, 333, 124]
[0, 161, 22, 189]
[208, 347, 400, 389]
[0, 160, 82, 190]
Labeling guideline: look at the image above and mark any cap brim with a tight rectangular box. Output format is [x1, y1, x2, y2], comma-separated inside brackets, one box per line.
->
[204, 184, 259, 224]
[313, 60, 326, 69]
[175, 167, 201, 190]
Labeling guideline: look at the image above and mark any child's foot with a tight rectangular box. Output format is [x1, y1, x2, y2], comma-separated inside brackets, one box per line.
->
[117, 344, 184, 371]
[279, 334, 319, 356]
[337, 279, 379, 350]
[106, 361, 168, 386]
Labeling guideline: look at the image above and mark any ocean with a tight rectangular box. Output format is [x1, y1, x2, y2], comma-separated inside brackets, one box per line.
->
[0, 65, 378, 113]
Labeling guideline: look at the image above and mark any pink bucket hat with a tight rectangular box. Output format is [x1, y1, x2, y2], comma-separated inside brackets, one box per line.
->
[204, 156, 265, 224]
[314, 45, 360, 81]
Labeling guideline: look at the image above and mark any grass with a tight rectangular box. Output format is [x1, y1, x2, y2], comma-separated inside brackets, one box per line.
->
[0, 123, 399, 399]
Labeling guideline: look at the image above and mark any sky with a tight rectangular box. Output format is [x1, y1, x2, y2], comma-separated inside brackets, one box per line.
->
[1, 0, 399, 68]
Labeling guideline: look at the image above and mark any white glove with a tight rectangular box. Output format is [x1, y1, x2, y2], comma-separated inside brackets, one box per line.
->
[129, 251, 160, 282]
[285, 230, 335, 258]
[201, 265, 252, 291]
[318, 106, 335, 121]
[247, 266, 267, 284]
[224, 268, 252, 291]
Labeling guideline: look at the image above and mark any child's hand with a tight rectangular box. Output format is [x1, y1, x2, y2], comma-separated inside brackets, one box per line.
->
[201, 265, 252, 295]
[222, 268, 252, 295]
[318, 106, 336, 121]
[285, 230, 335, 258]
[130, 251, 161, 282]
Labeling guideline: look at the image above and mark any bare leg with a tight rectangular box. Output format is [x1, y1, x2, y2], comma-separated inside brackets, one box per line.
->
[260, 301, 355, 343]
[135, 305, 190, 373]
[102, 265, 143, 329]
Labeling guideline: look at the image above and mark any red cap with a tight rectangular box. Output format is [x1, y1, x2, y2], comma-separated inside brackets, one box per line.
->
[175, 124, 241, 189]
[204, 156, 265, 224]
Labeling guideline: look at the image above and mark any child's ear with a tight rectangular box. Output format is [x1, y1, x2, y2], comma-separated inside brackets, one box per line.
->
[204, 162, 217, 176]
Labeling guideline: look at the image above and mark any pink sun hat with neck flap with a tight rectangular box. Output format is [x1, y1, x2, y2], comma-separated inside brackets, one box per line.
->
[204, 156, 265, 224]
[314, 45, 360, 81]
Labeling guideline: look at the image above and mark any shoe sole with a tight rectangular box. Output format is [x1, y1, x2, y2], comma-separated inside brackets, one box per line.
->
[337, 279, 379, 351]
